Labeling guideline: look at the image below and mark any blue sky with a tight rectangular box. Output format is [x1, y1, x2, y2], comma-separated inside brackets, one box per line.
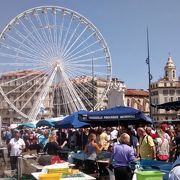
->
[0, 0, 180, 90]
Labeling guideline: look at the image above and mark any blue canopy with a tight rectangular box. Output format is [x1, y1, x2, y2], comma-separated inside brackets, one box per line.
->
[36, 119, 54, 127]
[36, 116, 65, 128]
[56, 110, 90, 128]
[79, 106, 153, 126]
[18, 122, 37, 129]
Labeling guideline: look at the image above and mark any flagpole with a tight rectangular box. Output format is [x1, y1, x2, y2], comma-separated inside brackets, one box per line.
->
[146, 28, 152, 117]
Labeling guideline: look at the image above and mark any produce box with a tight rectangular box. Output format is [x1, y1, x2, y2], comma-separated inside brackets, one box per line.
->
[136, 171, 165, 180]
[47, 168, 69, 175]
[39, 173, 61, 180]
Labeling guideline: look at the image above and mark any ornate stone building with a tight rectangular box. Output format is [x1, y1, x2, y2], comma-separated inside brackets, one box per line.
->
[151, 56, 180, 120]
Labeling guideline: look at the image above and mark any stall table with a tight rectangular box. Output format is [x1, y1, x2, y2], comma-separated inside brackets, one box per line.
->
[31, 172, 96, 180]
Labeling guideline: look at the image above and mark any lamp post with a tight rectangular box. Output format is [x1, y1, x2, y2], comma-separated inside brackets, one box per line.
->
[146, 28, 153, 117]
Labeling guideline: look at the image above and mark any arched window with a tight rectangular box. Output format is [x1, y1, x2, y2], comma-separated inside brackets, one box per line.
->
[173, 70, 175, 78]
[165, 71, 168, 77]
[127, 99, 130, 106]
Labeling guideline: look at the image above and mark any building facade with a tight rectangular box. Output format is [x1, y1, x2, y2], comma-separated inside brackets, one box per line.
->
[107, 79, 149, 115]
[125, 89, 149, 115]
[0, 70, 150, 125]
[151, 56, 180, 120]
[0, 70, 53, 125]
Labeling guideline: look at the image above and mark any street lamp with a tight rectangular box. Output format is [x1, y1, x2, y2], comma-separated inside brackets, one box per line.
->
[146, 28, 153, 117]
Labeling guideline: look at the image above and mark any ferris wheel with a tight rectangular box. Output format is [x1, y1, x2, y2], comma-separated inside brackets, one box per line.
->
[0, 6, 112, 121]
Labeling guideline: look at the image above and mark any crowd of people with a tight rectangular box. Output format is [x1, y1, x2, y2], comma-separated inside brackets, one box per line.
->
[1, 123, 180, 180]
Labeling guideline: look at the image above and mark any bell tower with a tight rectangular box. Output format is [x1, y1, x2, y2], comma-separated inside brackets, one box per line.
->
[164, 55, 176, 81]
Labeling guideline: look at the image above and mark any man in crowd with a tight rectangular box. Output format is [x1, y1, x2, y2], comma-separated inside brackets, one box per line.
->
[8, 131, 25, 170]
[137, 127, 156, 160]
[3, 127, 12, 157]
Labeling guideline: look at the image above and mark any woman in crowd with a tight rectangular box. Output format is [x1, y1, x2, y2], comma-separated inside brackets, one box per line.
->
[112, 133, 136, 180]
[84, 133, 104, 174]
[155, 128, 170, 161]
[43, 134, 67, 155]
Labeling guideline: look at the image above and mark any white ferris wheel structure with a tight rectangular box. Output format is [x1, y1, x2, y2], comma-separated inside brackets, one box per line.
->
[0, 6, 112, 121]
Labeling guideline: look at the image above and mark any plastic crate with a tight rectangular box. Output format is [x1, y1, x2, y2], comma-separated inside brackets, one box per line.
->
[39, 173, 61, 180]
[47, 167, 69, 175]
[136, 171, 165, 180]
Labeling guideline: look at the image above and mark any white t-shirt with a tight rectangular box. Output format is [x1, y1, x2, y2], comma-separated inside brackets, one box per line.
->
[9, 138, 25, 156]
[110, 129, 118, 140]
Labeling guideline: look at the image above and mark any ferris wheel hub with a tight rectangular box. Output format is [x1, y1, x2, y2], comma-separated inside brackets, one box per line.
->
[51, 57, 64, 71]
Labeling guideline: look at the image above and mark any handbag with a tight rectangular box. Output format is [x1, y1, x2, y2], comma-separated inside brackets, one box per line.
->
[156, 154, 169, 161]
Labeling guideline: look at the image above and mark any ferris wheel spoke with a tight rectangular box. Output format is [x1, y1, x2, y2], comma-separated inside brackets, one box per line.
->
[0, 87, 29, 119]
[35, 13, 54, 57]
[53, 10, 58, 55]
[62, 26, 88, 58]
[65, 56, 105, 64]
[67, 62, 107, 68]
[66, 64, 107, 76]
[60, 14, 73, 53]
[57, 12, 65, 55]
[5, 67, 50, 96]
[62, 70, 86, 110]
[18, 18, 50, 58]
[13, 26, 49, 60]
[65, 65, 94, 76]
[28, 66, 58, 120]
[61, 21, 80, 56]
[11, 19, 47, 57]
[52, 87, 61, 116]
[72, 83, 94, 109]
[63, 72, 97, 98]
[0, 42, 47, 62]
[0, 52, 46, 64]
[20, 74, 50, 113]
[63, 40, 99, 61]
[65, 67, 93, 79]
[13, 67, 53, 104]
[26, 14, 53, 58]
[63, 31, 94, 59]
[65, 48, 104, 63]
[64, 68, 98, 93]
[60, 90, 70, 114]
[0, 62, 41, 67]
[0, 65, 49, 86]
[60, 87, 69, 115]
[73, 79, 95, 99]
[62, 87, 77, 113]
[61, 87, 71, 114]
[60, 85, 76, 113]
[2, 32, 47, 61]
[44, 10, 56, 56]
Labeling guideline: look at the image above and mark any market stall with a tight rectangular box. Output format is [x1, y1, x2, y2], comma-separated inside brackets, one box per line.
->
[79, 106, 153, 126]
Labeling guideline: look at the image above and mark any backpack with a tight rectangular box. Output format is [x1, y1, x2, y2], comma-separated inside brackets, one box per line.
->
[156, 137, 169, 161]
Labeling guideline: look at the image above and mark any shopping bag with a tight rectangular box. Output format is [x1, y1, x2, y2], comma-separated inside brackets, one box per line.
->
[50, 155, 61, 164]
